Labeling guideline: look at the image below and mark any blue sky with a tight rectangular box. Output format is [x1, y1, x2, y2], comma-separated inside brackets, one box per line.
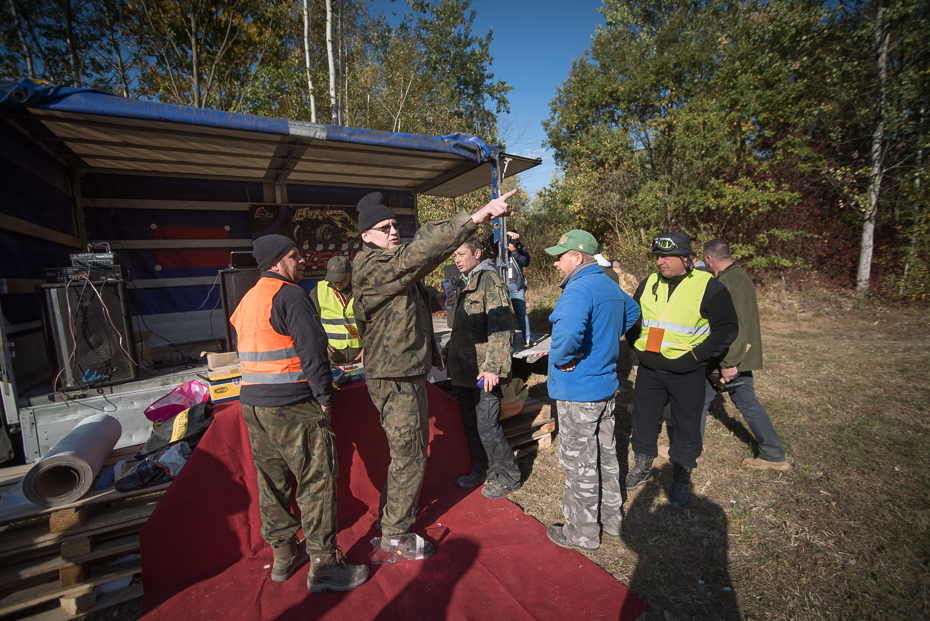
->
[370, 0, 608, 199]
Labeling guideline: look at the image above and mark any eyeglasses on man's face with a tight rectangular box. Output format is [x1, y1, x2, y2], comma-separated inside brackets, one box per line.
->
[370, 221, 399, 234]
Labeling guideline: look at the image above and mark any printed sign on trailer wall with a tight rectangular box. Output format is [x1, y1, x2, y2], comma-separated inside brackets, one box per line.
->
[248, 204, 362, 278]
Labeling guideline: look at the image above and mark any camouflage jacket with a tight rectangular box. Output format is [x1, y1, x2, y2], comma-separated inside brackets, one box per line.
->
[442, 259, 514, 387]
[352, 209, 478, 379]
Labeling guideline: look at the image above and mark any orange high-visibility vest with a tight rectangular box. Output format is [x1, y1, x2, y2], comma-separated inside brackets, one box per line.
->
[230, 278, 306, 386]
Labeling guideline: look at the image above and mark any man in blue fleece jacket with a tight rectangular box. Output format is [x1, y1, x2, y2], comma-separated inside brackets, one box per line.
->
[544, 230, 640, 551]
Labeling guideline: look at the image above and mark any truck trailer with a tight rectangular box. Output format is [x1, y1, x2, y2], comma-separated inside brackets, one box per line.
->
[0, 78, 539, 464]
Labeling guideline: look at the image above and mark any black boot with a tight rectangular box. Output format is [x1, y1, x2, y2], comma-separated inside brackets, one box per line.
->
[670, 463, 692, 510]
[625, 453, 655, 490]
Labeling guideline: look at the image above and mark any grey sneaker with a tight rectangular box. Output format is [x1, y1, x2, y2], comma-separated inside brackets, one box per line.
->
[307, 548, 369, 593]
[456, 470, 487, 488]
[271, 538, 308, 582]
[481, 480, 521, 499]
[546, 524, 597, 551]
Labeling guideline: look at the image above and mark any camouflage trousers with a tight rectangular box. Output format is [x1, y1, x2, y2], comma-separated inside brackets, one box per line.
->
[366, 376, 429, 536]
[241, 398, 337, 555]
[556, 398, 623, 549]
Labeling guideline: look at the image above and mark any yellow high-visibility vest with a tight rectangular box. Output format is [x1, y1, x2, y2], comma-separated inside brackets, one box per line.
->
[634, 270, 712, 359]
[317, 281, 363, 350]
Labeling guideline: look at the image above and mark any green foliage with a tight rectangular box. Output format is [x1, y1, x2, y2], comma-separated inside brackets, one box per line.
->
[535, 0, 930, 303]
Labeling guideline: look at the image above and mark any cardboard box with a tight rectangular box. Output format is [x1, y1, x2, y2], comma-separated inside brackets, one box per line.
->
[207, 374, 242, 403]
[200, 351, 242, 402]
[205, 351, 242, 380]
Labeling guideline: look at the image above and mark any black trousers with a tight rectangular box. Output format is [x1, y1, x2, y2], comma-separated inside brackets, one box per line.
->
[631, 365, 706, 468]
[457, 386, 521, 487]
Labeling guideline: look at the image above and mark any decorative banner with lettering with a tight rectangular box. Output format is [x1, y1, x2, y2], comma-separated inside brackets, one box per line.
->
[248, 204, 362, 278]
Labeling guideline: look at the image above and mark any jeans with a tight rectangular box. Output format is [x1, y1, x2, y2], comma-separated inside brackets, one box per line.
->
[509, 282, 531, 344]
[457, 386, 521, 488]
[703, 372, 787, 462]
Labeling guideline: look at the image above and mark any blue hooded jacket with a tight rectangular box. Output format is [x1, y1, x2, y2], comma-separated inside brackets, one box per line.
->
[547, 262, 640, 402]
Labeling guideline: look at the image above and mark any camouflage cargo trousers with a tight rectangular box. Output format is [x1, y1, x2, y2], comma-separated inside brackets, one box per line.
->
[366, 376, 429, 536]
[241, 398, 337, 555]
[555, 398, 623, 549]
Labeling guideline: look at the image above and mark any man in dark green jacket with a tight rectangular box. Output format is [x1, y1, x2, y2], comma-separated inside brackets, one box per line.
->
[352, 189, 516, 556]
[702, 239, 791, 471]
[442, 236, 520, 500]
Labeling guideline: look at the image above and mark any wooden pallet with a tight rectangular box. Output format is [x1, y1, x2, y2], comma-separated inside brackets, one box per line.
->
[0, 444, 165, 619]
[502, 399, 556, 458]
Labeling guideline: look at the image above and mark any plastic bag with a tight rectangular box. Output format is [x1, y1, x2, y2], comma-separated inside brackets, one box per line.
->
[115, 454, 172, 492]
[155, 442, 192, 477]
[369, 534, 429, 564]
[144, 380, 209, 423]
[136, 402, 213, 460]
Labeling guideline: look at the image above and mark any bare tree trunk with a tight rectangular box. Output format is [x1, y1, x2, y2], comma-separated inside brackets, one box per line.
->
[337, 0, 343, 125]
[857, 6, 889, 296]
[101, 5, 130, 97]
[190, 11, 200, 107]
[62, 0, 82, 86]
[326, 0, 337, 124]
[302, 0, 317, 122]
[7, 0, 36, 78]
[901, 101, 924, 296]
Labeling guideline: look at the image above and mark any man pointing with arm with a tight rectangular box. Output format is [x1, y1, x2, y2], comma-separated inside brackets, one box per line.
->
[352, 189, 517, 558]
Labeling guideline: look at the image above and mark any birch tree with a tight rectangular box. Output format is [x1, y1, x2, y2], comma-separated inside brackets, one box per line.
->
[301, 0, 316, 122]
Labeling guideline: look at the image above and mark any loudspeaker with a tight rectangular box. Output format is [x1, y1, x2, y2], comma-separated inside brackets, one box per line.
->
[219, 269, 261, 351]
[40, 280, 138, 390]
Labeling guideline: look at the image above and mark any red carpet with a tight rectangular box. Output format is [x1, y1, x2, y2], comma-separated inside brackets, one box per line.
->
[139, 381, 647, 620]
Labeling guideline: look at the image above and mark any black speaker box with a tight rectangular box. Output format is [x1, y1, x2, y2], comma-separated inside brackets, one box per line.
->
[40, 280, 138, 390]
[220, 269, 261, 351]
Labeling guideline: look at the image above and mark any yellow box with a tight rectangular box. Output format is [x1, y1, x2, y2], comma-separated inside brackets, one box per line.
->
[208, 374, 242, 403]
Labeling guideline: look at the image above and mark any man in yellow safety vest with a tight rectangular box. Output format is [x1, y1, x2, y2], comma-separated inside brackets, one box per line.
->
[624, 232, 738, 510]
[310, 255, 363, 365]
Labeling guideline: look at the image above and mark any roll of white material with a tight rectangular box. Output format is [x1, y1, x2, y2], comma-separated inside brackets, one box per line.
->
[22, 414, 122, 507]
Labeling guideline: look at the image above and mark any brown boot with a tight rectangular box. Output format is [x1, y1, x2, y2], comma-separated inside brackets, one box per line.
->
[742, 457, 792, 471]
[271, 537, 308, 582]
[307, 548, 369, 593]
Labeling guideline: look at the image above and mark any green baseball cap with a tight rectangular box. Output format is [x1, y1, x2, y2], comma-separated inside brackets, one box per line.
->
[545, 229, 598, 256]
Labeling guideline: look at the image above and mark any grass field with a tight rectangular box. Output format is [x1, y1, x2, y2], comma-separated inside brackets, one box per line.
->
[508, 282, 930, 620]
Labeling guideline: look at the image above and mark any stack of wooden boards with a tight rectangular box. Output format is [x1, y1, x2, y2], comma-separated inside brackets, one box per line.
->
[502, 398, 556, 459]
[0, 445, 166, 620]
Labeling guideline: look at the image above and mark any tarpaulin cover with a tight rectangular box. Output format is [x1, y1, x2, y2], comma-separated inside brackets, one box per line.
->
[0, 78, 499, 163]
[139, 382, 647, 620]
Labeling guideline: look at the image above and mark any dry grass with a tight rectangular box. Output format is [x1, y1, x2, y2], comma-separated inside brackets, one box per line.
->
[509, 282, 930, 620]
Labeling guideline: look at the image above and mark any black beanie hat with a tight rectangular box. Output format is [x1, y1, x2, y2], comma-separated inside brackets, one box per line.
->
[357, 192, 396, 233]
[253, 234, 296, 271]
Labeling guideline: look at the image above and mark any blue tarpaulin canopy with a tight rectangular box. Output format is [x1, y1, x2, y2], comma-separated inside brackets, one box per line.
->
[0, 79, 539, 198]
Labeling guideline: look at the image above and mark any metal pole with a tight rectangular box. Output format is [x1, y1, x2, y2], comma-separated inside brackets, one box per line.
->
[491, 152, 511, 276]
